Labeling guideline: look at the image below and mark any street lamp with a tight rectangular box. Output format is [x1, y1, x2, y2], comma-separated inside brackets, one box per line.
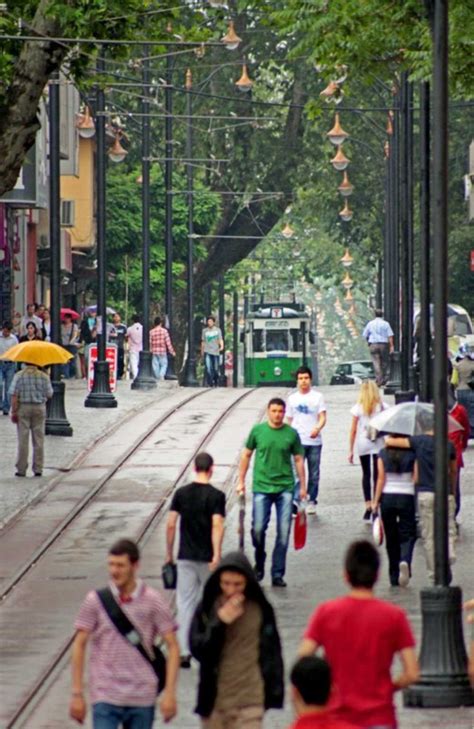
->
[85, 56, 118, 408]
[76, 106, 95, 139]
[327, 113, 349, 146]
[132, 43, 157, 391]
[281, 222, 295, 238]
[331, 146, 350, 171]
[45, 71, 73, 436]
[338, 171, 354, 197]
[235, 63, 253, 92]
[339, 200, 353, 222]
[107, 133, 128, 163]
[342, 271, 353, 290]
[182, 68, 199, 386]
[221, 21, 242, 51]
[340, 248, 354, 267]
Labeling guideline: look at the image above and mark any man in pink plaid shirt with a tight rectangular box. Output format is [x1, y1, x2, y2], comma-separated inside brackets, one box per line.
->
[150, 317, 176, 381]
[70, 539, 179, 728]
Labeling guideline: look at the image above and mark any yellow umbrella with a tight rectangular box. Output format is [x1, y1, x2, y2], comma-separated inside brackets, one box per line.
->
[0, 340, 73, 367]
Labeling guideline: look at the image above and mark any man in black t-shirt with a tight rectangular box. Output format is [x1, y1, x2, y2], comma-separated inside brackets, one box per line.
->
[166, 452, 225, 667]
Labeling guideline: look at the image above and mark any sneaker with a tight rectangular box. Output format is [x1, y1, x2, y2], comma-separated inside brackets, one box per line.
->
[292, 502, 298, 519]
[363, 509, 372, 522]
[272, 577, 287, 587]
[307, 501, 317, 515]
[398, 561, 410, 587]
[254, 565, 264, 582]
[180, 655, 191, 669]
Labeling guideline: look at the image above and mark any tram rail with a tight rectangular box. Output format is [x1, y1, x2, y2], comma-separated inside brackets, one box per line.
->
[3, 387, 258, 729]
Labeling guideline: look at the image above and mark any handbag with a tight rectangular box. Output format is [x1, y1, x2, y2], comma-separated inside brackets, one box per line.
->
[294, 504, 307, 550]
[96, 587, 167, 694]
[372, 514, 384, 546]
[161, 562, 177, 590]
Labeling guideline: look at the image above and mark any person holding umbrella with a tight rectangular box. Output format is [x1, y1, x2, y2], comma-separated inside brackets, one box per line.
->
[2, 341, 72, 476]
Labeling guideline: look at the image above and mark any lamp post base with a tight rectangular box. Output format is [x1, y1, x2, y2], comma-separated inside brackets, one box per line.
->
[394, 390, 416, 404]
[384, 350, 402, 394]
[403, 586, 474, 709]
[165, 354, 178, 381]
[182, 357, 199, 387]
[46, 379, 73, 436]
[131, 350, 157, 390]
[84, 361, 117, 408]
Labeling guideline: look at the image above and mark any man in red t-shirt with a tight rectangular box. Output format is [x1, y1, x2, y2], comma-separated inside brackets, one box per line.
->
[288, 656, 358, 729]
[298, 541, 419, 729]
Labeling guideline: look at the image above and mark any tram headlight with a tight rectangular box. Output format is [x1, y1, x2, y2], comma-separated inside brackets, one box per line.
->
[274, 366, 282, 376]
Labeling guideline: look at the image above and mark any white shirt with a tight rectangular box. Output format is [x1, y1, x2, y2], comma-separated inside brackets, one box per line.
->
[287, 388, 327, 446]
[350, 402, 387, 456]
[0, 332, 18, 358]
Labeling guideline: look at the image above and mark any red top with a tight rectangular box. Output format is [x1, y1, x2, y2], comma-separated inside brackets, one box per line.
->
[289, 711, 359, 729]
[448, 403, 469, 467]
[304, 595, 415, 728]
[149, 325, 175, 356]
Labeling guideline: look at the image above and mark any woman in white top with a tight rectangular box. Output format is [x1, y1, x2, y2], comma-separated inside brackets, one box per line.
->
[348, 380, 386, 520]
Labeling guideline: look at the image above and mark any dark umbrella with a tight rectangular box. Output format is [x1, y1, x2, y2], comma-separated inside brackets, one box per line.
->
[238, 494, 245, 551]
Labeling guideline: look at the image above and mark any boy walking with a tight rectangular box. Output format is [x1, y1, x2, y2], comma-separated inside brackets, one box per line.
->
[299, 540, 419, 729]
[166, 452, 225, 667]
[287, 366, 327, 514]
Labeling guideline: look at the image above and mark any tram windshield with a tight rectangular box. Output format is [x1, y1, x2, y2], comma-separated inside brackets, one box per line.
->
[266, 330, 289, 352]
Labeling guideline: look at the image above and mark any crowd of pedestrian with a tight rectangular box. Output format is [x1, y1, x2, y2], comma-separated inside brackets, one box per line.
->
[66, 362, 473, 729]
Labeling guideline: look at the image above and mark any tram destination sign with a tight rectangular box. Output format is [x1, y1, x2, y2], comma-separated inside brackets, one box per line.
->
[264, 320, 289, 328]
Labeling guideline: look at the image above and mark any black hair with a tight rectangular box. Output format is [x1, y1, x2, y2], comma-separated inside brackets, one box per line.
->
[345, 540, 380, 588]
[268, 397, 286, 410]
[194, 452, 214, 472]
[26, 321, 38, 332]
[154, 316, 162, 326]
[109, 538, 140, 564]
[290, 656, 331, 706]
[132, 314, 141, 324]
[207, 315, 216, 323]
[374, 308, 384, 318]
[2, 320, 13, 330]
[295, 365, 313, 380]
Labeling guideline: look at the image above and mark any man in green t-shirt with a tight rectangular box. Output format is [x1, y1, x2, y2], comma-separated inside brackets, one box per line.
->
[238, 398, 306, 587]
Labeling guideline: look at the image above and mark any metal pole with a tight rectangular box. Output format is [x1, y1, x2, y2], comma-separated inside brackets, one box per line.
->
[406, 80, 415, 390]
[404, 0, 473, 709]
[85, 56, 117, 408]
[164, 51, 177, 380]
[383, 153, 391, 322]
[419, 81, 433, 402]
[399, 74, 409, 391]
[46, 72, 73, 435]
[218, 273, 227, 386]
[132, 44, 156, 390]
[182, 69, 198, 386]
[232, 289, 239, 388]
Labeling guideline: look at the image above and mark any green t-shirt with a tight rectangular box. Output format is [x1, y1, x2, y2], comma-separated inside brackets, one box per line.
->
[245, 422, 303, 494]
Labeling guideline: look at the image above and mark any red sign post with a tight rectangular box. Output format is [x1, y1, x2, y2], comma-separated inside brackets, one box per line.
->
[87, 344, 118, 392]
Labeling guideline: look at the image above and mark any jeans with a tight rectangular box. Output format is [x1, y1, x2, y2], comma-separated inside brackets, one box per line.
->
[0, 361, 16, 413]
[359, 454, 378, 502]
[293, 445, 322, 503]
[457, 389, 474, 439]
[380, 493, 416, 585]
[152, 353, 168, 380]
[252, 490, 293, 579]
[177, 560, 210, 655]
[369, 342, 390, 385]
[62, 345, 77, 379]
[92, 703, 155, 729]
[204, 353, 219, 386]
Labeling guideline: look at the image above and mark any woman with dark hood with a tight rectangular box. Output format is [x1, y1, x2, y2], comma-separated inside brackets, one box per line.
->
[190, 551, 284, 728]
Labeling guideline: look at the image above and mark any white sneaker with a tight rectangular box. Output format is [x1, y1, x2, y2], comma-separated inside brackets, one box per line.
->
[307, 502, 317, 515]
[398, 561, 410, 587]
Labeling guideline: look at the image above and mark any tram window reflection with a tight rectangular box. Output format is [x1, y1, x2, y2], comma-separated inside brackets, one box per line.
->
[266, 330, 288, 352]
[252, 329, 264, 352]
[290, 329, 303, 352]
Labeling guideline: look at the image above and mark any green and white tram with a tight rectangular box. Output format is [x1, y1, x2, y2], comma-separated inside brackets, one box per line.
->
[243, 301, 312, 386]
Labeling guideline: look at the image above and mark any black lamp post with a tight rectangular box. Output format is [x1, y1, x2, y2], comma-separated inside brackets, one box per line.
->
[164, 52, 178, 380]
[232, 289, 239, 387]
[218, 273, 227, 386]
[418, 81, 433, 402]
[132, 44, 156, 391]
[45, 72, 73, 436]
[85, 57, 117, 408]
[182, 69, 199, 387]
[404, 0, 473, 708]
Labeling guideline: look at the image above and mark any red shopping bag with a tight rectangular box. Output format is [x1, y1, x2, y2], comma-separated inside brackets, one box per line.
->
[294, 505, 307, 550]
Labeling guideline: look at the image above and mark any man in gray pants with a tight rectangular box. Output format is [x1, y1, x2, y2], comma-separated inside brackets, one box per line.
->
[10, 364, 53, 477]
[166, 452, 225, 667]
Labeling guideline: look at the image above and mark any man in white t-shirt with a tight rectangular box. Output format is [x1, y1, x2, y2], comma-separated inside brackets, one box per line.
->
[287, 366, 327, 514]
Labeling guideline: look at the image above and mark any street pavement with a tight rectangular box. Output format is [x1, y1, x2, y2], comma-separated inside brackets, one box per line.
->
[0, 378, 178, 528]
[3, 383, 473, 728]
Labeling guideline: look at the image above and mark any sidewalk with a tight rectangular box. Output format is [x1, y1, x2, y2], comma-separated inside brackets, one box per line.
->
[0, 378, 178, 528]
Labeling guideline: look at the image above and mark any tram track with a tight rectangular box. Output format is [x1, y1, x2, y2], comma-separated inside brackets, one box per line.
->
[2, 387, 259, 729]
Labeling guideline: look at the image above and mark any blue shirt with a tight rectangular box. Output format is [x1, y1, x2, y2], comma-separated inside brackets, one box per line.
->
[362, 317, 394, 344]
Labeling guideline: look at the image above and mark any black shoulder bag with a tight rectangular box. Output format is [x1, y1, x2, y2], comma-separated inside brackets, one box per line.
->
[96, 587, 167, 694]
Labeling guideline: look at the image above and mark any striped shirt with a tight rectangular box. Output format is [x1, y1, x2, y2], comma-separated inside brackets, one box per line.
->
[75, 580, 176, 707]
[149, 326, 175, 356]
[362, 317, 394, 344]
[9, 366, 53, 403]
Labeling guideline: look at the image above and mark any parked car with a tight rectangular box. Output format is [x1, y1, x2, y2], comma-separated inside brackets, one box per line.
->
[330, 360, 375, 385]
